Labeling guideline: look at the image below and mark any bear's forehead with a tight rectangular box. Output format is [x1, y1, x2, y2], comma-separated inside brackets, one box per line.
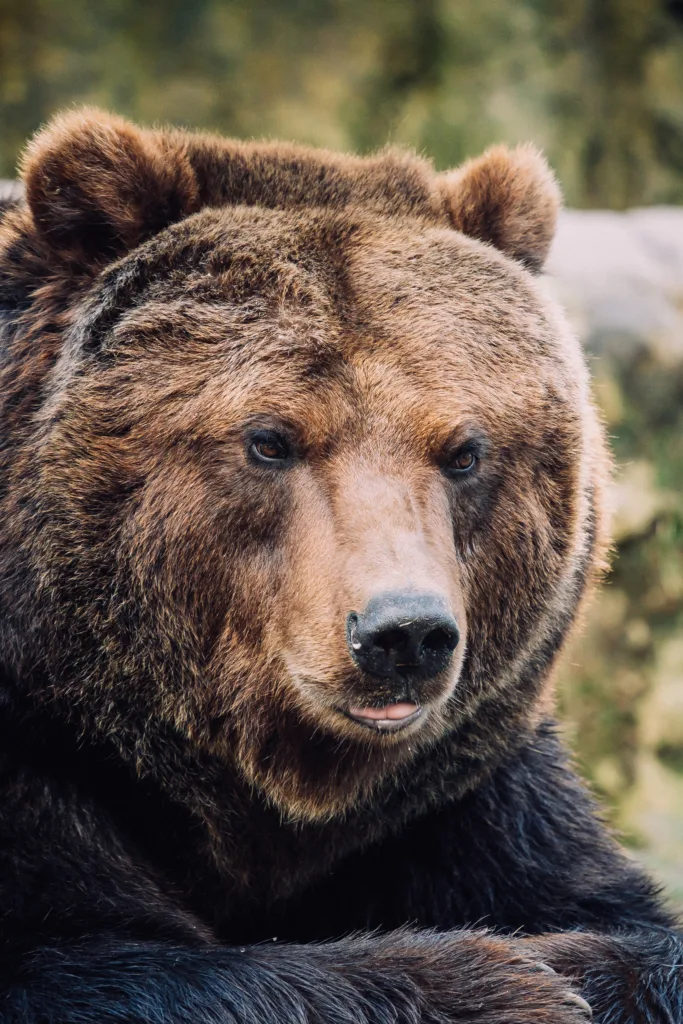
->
[107, 205, 559, 363]
[91, 205, 576, 443]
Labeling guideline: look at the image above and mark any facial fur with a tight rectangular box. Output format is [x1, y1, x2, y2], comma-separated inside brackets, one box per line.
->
[0, 110, 609, 821]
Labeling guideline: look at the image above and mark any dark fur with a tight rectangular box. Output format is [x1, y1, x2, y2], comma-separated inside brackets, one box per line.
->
[0, 110, 680, 1023]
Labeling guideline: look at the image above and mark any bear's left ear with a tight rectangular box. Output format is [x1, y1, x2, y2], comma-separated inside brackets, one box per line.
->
[437, 144, 561, 273]
[20, 108, 200, 269]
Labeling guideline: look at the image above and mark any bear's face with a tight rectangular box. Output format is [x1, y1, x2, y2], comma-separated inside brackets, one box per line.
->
[0, 112, 607, 820]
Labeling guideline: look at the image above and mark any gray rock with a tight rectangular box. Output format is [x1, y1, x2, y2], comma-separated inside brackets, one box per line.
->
[547, 208, 683, 363]
[0, 180, 23, 203]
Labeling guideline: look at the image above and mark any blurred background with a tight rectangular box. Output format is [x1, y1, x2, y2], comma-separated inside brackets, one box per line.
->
[1, 0, 682, 906]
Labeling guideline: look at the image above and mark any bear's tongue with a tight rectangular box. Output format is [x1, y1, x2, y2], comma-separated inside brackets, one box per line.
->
[348, 702, 418, 722]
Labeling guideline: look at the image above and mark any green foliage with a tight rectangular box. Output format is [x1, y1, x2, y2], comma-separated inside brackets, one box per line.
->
[2, 0, 683, 206]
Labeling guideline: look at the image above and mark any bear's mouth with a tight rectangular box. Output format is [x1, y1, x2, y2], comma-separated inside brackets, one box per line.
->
[344, 702, 423, 733]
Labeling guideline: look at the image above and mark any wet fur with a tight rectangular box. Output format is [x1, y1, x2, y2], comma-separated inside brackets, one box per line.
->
[0, 110, 680, 1023]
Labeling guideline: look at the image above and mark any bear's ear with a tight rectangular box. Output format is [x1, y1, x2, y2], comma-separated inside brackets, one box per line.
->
[20, 108, 200, 269]
[438, 144, 561, 272]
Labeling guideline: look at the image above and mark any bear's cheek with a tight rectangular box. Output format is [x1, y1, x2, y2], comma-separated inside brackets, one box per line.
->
[126, 459, 293, 660]
[456, 469, 578, 696]
[35, 424, 291, 698]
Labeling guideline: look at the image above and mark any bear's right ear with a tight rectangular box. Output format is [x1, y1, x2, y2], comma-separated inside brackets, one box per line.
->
[20, 108, 200, 270]
[437, 144, 561, 272]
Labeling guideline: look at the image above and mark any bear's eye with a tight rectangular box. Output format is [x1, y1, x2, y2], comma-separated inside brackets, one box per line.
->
[249, 430, 292, 466]
[443, 447, 478, 477]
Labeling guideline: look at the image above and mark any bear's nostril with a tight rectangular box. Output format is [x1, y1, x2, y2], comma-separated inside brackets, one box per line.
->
[421, 626, 458, 654]
[347, 590, 459, 683]
[373, 628, 408, 655]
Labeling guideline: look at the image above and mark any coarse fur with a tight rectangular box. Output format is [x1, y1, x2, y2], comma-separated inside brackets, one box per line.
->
[0, 108, 679, 1024]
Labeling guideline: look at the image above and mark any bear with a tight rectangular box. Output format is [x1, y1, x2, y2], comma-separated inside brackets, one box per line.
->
[0, 107, 681, 1024]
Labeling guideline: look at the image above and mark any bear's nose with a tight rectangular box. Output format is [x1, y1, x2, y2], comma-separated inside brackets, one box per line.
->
[346, 590, 459, 681]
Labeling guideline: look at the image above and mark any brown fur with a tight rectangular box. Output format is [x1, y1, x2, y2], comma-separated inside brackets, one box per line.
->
[0, 110, 609, 829]
[439, 144, 562, 271]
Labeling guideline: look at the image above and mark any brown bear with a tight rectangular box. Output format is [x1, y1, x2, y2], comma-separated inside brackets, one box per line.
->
[0, 109, 680, 1024]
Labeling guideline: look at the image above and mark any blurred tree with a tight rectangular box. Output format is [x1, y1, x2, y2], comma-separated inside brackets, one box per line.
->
[535, 0, 683, 206]
[2, 0, 683, 205]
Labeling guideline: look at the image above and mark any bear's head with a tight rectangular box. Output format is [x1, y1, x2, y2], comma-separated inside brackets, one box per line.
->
[0, 110, 609, 820]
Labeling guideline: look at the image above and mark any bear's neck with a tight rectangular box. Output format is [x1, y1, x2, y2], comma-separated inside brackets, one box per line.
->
[2, 675, 540, 939]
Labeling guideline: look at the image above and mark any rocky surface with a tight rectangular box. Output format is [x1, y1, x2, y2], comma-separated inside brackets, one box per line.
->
[1, 185, 682, 908]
